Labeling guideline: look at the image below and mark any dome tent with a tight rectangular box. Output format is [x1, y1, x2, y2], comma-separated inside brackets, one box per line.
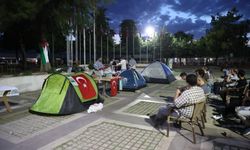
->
[141, 61, 176, 83]
[30, 73, 98, 115]
[120, 69, 146, 91]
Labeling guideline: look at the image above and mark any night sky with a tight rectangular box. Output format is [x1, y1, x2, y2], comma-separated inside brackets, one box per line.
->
[105, 0, 250, 39]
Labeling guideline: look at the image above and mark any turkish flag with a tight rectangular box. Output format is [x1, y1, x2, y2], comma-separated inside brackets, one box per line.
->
[72, 74, 97, 100]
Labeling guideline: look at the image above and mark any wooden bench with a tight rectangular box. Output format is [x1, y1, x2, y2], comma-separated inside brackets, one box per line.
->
[0, 86, 19, 112]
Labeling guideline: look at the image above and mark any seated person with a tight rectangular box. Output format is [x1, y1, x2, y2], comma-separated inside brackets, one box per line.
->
[197, 77, 211, 94]
[242, 86, 250, 106]
[235, 106, 250, 135]
[213, 68, 240, 94]
[202, 66, 214, 81]
[228, 68, 239, 81]
[150, 74, 206, 127]
[220, 69, 247, 105]
[180, 72, 187, 80]
[195, 68, 206, 80]
[222, 68, 239, 87]
[175, 72, 188, 99]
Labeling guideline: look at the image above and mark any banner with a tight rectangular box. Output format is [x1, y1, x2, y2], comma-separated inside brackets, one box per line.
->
[40, 40, 50, 65]
[71, 74, 97, 99]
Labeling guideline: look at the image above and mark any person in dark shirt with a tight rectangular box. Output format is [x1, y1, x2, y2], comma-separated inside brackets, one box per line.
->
[213, 69, 247, 120]
[219, 69, 247, 108]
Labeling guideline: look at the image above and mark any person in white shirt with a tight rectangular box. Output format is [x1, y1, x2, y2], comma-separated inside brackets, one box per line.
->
[94, 57, 104, 71]
[94, 57, 105, 76]
[117, 58, 127, 72]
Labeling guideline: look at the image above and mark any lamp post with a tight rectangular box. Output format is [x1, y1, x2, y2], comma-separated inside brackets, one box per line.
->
[119, 33, 121, 58]
[145, 26, 155, 64]
[146, 39, 149, 63]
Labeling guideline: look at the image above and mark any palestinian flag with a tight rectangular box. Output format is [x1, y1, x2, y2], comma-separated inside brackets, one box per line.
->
[40, 40, 50, 65]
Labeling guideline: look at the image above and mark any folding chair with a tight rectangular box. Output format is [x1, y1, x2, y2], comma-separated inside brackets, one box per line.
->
[166, 100, 205, 144]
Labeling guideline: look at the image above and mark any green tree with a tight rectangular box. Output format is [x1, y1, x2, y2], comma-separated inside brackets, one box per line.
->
[0, 1, 49, 70]
[161, 32, 174, 58]
[205, 8, 250, 60]
[120, 19, 140, 58]
[95, 7, 111, 61]
[0, 0, 111, 71]
[171, 31, 194, 58]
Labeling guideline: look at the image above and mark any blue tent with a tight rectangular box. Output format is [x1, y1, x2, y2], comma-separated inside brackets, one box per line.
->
[141, 61, 176, 83]
[120, 69, 146, 91]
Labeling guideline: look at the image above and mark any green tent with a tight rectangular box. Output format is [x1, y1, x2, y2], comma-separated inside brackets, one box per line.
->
[30, 73, 98, 115]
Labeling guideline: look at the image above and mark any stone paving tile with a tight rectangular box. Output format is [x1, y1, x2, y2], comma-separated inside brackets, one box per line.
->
[0, 113, 75, 141]
[0, 110, 30, 124]
[102, 96, 120, 105]
[20, 90, 41, 98]
[53, 122, 164, 150]
[123, 101, 165, 116]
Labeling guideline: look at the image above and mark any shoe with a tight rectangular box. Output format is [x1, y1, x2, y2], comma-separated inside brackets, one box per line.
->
[149, 115, 160, 128]
[212, 114, 223, 120]
[243, 128, 250, 136]
[149, 115, 156, 125]
[221, 132, 227, 137]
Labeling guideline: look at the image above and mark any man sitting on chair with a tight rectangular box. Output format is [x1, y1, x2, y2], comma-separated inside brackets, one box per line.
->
[150, 74, 206, 127]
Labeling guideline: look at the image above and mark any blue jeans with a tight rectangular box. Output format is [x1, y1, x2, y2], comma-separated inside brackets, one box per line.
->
[156, 104, 180, 119]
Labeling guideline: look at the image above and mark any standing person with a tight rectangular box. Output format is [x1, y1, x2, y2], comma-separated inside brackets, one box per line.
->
[117, 57, 127, 72]
[94, 57, 105, 76]
[129, 56, 137, 69]
[149, 74, 206, 127]
[109, 58, 116, 72]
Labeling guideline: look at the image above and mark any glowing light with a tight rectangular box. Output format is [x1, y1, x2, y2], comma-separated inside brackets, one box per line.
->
[145, 26, 155, 38]
[113, 34, 121, 44]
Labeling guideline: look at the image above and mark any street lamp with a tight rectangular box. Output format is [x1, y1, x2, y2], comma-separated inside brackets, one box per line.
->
[145, 26, 155, 63]
[145, 26, 155, 38]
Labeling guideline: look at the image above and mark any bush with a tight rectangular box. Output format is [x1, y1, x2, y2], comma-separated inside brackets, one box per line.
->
[22, 71, 32, 76]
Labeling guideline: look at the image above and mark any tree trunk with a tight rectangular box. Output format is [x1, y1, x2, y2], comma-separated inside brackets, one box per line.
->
[215, 56, 218, 66]
[19, 36, 27, 70]
[15, 49, 19, 64]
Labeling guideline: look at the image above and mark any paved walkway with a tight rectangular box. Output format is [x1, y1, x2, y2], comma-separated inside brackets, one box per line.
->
[0, 71, 250, 150]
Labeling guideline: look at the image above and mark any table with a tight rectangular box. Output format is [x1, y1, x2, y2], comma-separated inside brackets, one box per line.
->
[94, 77, 112, 97]
[94, 77, 120, 97]
[0, 86, 19, 112]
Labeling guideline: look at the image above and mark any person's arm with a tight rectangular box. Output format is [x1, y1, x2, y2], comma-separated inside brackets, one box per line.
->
[174, 88, 181, 100]
[174, 92, 188, 108]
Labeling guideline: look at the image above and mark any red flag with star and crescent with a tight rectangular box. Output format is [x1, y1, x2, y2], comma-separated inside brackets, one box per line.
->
[72, 74, 97, 100]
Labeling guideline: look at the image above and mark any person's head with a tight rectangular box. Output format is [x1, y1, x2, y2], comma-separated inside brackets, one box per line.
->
[197, 77, 205, 86]
[230, 68, 238, 75]
[186, 74, 197, 86]
[237, 69, 245, 78]
[202, 66, 209, 72]
[180, 72, 187, 80]
[195, 68, 205, 78]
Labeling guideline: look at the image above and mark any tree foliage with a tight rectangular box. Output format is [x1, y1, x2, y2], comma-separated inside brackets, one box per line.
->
[204, 8, 250, 58]
[0, 0, 112, 70]
[119, 19, 140, 57]
[171, 31, 194, 57]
